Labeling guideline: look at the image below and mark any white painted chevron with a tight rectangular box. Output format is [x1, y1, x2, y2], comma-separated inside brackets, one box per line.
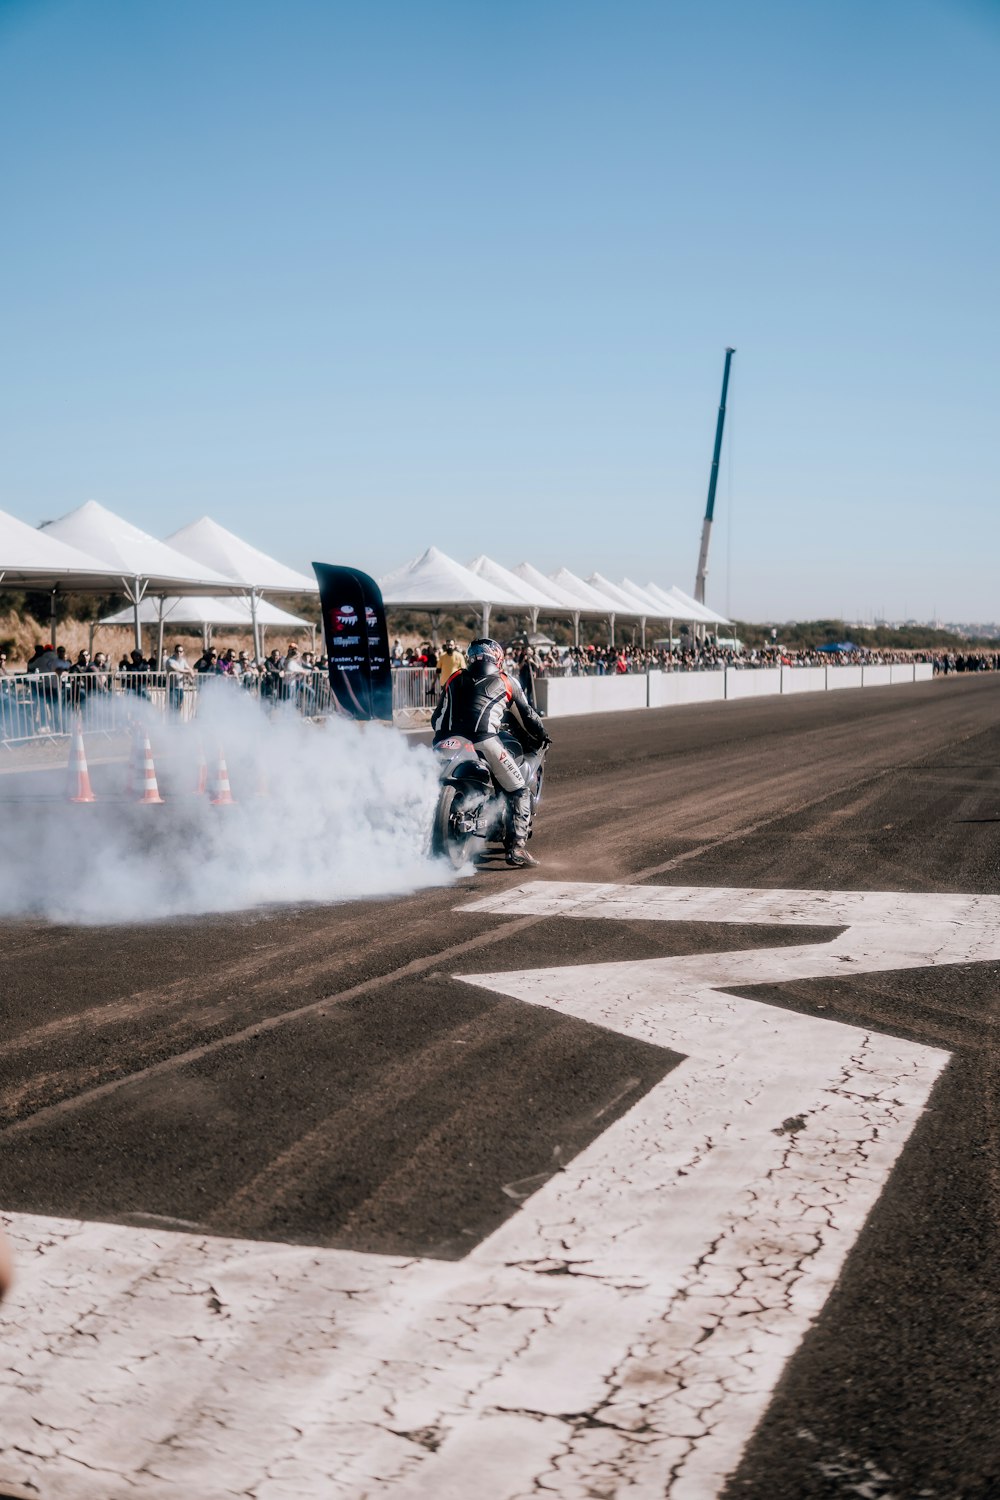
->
[0, 881, 959, 1498]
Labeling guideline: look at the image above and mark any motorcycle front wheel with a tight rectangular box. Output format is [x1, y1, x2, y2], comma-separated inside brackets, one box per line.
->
[432, 784, 476, 870]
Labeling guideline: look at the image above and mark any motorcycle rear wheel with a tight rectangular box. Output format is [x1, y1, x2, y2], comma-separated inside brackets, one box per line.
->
[433, 785, 476, 869]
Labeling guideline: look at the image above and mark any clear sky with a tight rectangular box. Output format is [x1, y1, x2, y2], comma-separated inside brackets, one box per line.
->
[1, 0, 997, 621]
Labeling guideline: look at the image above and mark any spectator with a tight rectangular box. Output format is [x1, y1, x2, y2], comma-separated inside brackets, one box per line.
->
[517, 647, 538, 708]
[165, 642, 194, 712]
[124, 649, 150, 699]
[436, 638, 465, 684]
[26, 642, 59, 673]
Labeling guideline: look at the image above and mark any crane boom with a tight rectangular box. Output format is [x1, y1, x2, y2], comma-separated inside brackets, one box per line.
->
[694, 346, 735, 605]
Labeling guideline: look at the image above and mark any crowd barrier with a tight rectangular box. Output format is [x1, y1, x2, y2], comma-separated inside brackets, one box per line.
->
[0, 668, 439, 748]
[534, 661, 934, 719]
[0, 661, 936, 746]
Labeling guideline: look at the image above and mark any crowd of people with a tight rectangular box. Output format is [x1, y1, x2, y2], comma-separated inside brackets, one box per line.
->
[0, 640, 332, 739]
[4, 633, 1000, 743]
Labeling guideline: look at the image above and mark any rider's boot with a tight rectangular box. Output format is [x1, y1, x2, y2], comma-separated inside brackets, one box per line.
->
[505, 788, 538, 867]
[506, 843, 539, 868]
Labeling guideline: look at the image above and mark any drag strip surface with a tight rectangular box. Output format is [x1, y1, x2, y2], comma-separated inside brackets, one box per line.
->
[2, 676, 1000, 1498]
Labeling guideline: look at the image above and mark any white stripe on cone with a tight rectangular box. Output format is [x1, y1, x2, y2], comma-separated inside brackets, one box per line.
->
[66, 719, 95, 803]
[209, 748, 236, 805]
[136, 734, 164, 805]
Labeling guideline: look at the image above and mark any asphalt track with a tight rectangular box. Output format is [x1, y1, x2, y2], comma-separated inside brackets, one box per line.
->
[1, 675, 999, 1498]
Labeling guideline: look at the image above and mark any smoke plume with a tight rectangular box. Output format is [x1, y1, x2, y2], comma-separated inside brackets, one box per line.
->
[0, 685, 450, 923]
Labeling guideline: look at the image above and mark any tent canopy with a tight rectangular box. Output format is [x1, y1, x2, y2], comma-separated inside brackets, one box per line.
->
[663, 584, 732, 627]
[617, 578, 676, 616]
[0, 507, 122, 589]
[378, 546, 525, 610]
[466, 554, 562, 609]
[378, 545, 528, 641]
[164, 516, 318, 594]
[641, 581, 728, 626]
[100, 596, 310, 630]
[510, 562, 590, 613]
[549, 566, 621, 614]
[40, 500, 234, 595]
[585, 572, 651, 618]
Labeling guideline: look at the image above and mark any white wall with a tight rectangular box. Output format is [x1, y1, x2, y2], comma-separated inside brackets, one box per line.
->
[535, 661, 937, 718]
[536, 674, 648, 717]
[648, 671, 725, 709]
[825, 666, 865, 690]
[780, 666, 827, 695]
[725, 668, 782, 700]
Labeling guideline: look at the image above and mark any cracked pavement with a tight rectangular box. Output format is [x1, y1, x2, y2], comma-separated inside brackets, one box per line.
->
[3, 678, 1000, 1498]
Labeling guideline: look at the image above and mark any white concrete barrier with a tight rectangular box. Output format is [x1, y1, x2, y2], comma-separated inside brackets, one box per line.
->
[780, 666, 827, 695]
[535, 660, 937, 719]
[825, 666, 865, 690]
[647, 671, 726, 709]
[725, 667, 782, 700]
[536, 674, 648, 718]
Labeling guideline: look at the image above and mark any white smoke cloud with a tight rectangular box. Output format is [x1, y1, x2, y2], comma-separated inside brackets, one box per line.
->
[0, 685, 452, 923]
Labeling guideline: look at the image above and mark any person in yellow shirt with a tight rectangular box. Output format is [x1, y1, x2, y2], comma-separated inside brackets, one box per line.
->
[436, 638, 466, 685]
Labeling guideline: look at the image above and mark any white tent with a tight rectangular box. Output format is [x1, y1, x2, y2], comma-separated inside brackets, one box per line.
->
[164, 516, 318, 662]
[639, 581, 729, 647]
[549, 566, 624, 645]
[466, 555, 564, 638]
[378, 546, 525, 640]
[40, 501, 235, 650]
[0, 507, 120, 589]
[668, 582, 731, 624]
[631, 581, 698, 619]
[510, 563, 601, 647]
[586, 572, 654, 646]
[100, 595, 312, 658]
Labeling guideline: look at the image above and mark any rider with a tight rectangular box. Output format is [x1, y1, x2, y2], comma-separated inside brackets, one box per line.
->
[432, 637, 550, 868]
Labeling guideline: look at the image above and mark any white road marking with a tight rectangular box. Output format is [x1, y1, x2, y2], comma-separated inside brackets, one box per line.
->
[0, 882, 973, 1498]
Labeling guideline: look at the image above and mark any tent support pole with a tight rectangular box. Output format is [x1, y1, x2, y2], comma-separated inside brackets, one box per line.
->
[249, 589, 262, 664]
[530, 606, 539, 637]
[609, 612, 615, 648]
[50, 588, 58, 648]
[429, 612, 441, 650]
[573, 611, 580, 648]
[481, 603, 491, 637]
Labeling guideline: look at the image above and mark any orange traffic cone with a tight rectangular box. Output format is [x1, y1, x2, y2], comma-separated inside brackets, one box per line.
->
[209, 748, 236, 806]
[66, 718, 95, 803]
[136, 733, 164, 805]
[195, 739, 208, 796]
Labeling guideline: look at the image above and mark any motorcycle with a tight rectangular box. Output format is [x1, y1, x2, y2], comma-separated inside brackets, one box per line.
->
[431, 735, 547, 869]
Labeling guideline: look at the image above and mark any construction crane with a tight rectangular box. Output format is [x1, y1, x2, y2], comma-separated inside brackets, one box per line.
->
[694, 346, 735, 605]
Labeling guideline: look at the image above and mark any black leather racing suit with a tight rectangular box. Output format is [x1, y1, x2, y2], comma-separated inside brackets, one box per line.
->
[432, 661, 548, 848]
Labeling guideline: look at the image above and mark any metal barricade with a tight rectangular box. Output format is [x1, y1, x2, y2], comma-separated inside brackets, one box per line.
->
[391, 666, 440, 725]
[0, 663, 443, 747]
[0, 672, 67, 745]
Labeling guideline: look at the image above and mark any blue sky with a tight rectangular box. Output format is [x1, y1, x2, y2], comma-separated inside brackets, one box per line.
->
[1, 0, 997, 621]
